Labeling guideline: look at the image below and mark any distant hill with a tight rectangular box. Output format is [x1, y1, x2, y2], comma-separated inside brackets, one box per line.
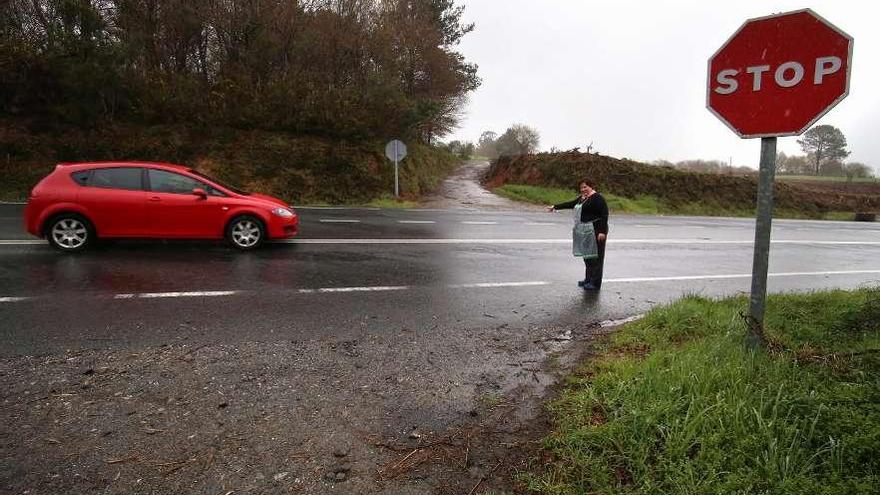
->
[485, 151, 880, 217]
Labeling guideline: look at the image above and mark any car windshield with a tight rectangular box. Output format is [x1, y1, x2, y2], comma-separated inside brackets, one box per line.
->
[190, 170, 250, 195]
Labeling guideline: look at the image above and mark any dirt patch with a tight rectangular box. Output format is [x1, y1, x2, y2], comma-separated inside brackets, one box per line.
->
[781, 179, 880, 196]
[0, 321, 608, 494]
[420, 160, 544, 211]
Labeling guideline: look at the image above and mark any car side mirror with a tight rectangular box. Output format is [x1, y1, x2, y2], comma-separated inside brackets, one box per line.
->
[192, 188, 208, 199]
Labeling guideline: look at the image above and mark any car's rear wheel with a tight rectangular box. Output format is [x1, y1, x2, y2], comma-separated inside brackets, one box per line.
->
[47, 214, 94, 252]
[226, 215, 265, 250]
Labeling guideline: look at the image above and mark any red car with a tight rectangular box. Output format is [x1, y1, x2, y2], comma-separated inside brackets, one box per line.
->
[25, 162, 299, 251]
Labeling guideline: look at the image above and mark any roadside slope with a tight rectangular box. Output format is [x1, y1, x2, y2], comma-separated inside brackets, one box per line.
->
[485, 151, 880, 218]
[0, 123, 458, 204]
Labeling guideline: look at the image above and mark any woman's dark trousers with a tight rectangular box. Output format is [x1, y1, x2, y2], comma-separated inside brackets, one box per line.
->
[583, 237, 606, 288]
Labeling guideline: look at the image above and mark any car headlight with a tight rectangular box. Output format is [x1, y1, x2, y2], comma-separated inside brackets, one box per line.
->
[271, 207, 294, 218]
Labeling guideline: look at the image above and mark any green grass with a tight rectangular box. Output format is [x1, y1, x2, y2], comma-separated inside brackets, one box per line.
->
[297, 194, 418, 209]
[492, 184, 665, 215]
[364, 195, 419, 209]
[493, 183, 859, 220]
[524, 288, 880, 495]
[820, 211, 862, 221]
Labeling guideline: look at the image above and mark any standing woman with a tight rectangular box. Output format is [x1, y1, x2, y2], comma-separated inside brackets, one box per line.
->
[546, 179, 609, 290]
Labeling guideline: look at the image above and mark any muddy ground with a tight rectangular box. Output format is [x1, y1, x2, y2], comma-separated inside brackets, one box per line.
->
[421, 160, 543, 212]
[0, 320, 612, 494]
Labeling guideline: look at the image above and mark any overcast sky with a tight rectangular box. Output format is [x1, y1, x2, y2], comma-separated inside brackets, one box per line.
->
[447, 0, 878, 171]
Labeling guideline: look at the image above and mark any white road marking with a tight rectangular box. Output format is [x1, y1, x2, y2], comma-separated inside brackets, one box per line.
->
[397, 220, 436, 224]
[278, 238, 880, 246]
[462, 221, 498, 225]
[2, 269, 879, 303]
[280, 238, 567, 244]
[114, 291, 239, 299]
[607, 269, 880, 284]
[767, 240, 880, 246]
[312, 286, 410, 293]
[449, 281, 549, 288]
[599, 314, 646, 328]
[297, 206, 380, 211]
[319, 219, 362, 223]
[2, 238, 880, 247]
[524, 222, 557, 226]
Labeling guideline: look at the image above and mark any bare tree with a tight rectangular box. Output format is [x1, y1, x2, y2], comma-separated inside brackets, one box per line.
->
[845, 162, 873, 180]
[477, 130, 497, 158]
[797, 125, 850, 175]
[496, 123, 539, 157]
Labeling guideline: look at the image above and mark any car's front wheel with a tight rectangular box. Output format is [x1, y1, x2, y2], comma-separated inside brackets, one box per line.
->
[226, 215, 265, 250]
[46, 214, 95, 252]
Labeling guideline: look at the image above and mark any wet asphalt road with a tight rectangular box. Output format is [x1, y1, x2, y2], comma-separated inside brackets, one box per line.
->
[1, 203, 880, 356]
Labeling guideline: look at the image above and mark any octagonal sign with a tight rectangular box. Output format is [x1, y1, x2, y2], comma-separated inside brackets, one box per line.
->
[707, 9, 852, 138]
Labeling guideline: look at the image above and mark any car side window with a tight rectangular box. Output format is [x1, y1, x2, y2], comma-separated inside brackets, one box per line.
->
[90, 168, 143, 191]
[71, 171, 90, 186]
[148, 169, 224, 196]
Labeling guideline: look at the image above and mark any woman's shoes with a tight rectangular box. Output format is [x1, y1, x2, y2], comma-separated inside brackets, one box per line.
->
[578, 280, 600, 290]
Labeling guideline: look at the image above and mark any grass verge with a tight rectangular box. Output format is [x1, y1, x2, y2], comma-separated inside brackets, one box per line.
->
[364, 195, 419, 209]
[524, 288, 880, 494]
[493, 183, 858, 220]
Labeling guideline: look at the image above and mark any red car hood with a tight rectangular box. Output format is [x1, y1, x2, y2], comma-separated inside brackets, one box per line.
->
[248, 193, 291, 209]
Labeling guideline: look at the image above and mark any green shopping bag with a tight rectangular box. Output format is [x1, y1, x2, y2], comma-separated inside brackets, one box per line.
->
[572, 221, 598, 259]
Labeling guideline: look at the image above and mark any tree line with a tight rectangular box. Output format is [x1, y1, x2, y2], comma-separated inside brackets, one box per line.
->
[0, 0, 479, 143]
[441, 123, 541, 160]
[780, 124, 871, 179]
[659, 125, 873, 179]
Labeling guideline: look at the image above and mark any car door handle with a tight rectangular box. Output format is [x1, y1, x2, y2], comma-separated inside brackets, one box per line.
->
[149, 196, 161, 202]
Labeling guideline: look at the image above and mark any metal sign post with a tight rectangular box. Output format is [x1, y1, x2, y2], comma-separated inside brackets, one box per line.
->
[385, 140, 407, 198]
[747, 137, 776, 348]
[706, 9, 852, 347]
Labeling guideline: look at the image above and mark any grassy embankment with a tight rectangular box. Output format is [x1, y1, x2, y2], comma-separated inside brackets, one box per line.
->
[486, 152, 879, 220]
[0, 123, 456, 206]
[493, 184, 854, 220]
[525, 288, 880, 494]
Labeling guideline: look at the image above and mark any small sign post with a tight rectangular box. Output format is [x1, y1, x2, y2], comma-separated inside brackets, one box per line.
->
[707, 9, 852, 347]
[385, 139, 407, 198]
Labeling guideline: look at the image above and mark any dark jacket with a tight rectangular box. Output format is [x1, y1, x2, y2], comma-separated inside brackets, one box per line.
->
[553, 193, 609, 235]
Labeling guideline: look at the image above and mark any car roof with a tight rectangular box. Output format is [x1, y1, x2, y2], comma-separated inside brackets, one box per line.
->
[57, 161, 192, 172]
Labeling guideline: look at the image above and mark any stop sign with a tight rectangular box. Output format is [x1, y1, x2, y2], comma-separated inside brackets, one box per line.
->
[707, 9, 852, 138]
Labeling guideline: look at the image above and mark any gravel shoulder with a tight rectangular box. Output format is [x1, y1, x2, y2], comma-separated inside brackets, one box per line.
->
[1, 321, 607, 494]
